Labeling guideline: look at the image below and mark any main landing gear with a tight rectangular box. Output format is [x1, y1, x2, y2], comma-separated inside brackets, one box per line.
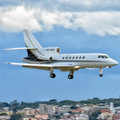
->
[68, 70, 74, 79]
[50, 68, 56, 78]
[99, 67, 103, 77]
[68, 74, 73, 79]
[50, 73, 56, 78]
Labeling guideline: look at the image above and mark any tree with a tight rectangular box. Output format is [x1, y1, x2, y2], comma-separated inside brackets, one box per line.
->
[0, 113, 7, 116]
[19, 102, 38, 109]
[89, 111, 101, 120]
[93, 97, 100, 101]
[70, 105, 78, 109]
[10, 100, 19, 107]
[10, 113, 22, 120]
[10, 100, 19, 113]
[52, 115, 60, 119]
[49, 99, 57, 103]
[0, 102, 10, 109]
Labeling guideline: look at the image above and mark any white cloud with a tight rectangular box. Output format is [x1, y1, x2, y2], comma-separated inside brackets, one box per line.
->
[0, 0, 120, 36]
[0, 6, 42, 32]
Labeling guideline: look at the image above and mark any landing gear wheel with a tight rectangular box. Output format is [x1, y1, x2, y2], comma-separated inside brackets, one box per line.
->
[99, 74, 103, 77]
[68, 74, 73, 79]
[50, 73, 56, 78]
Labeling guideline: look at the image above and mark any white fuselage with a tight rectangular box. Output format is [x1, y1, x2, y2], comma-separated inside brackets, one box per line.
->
[22, 53, 118, 69]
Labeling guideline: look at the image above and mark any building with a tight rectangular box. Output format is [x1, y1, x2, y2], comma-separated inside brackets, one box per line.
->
[93, 106, 110, 112]
[35, 113, 49, 119]
[23, 116, 37, 120]
[110, 102, 114, 114]
[39, 104, 53, 116]
[0, 115, 10, 120]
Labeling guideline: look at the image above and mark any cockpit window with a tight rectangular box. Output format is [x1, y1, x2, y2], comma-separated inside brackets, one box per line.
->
[98, 55, 102, 58]
[98, 55, 109, 59]
[104, 55, 109, 58]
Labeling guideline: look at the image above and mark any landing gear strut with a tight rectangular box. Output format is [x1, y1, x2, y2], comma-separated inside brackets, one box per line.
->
[50, 68, 56, 78]
[99, 67, 103, 77]
[68, 70, 74, 79]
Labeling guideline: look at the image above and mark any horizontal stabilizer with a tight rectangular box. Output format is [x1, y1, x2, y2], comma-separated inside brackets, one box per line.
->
[3, 47, 37, 50]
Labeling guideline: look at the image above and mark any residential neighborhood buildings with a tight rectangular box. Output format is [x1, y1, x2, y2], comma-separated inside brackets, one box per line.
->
[1, 102, 120, 119]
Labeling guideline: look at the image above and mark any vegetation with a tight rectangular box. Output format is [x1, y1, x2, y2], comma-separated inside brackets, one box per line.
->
[10, 100, 19, 113]
[0, 97, 120, 111]
[52, 115, 60, 119]
[37, 98, 120, 107]
[0, 102, 10, 109]
[20, 101, 39, 109]
[70, 105, 78, 109]
[10, 113, 22, 120]
[0, 113, 7, 116]
[89, 111, 101, 120]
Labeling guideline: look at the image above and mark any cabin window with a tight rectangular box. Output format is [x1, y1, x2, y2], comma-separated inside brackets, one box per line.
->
[72, 56, 75, 59]
[83, 56, 85, 59]
[66, 57, 68, 59]
[76, 56, 78, 59]
[69, 57, 71, 59]
[62, 57, 64, 59]
[79, 56, 81, 59]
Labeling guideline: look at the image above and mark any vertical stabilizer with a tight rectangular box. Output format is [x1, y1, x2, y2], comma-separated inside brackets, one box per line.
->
[23, 29, 44, 57]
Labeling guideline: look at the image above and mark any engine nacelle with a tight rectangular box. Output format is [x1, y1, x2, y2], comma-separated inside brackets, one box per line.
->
[38, 56, 53, 62]
[43, 47, 61, 55]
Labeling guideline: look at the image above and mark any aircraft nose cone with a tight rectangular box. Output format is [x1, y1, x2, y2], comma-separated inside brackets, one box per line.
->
[115, 61, 118, 65]
[113, 60, 118, 66]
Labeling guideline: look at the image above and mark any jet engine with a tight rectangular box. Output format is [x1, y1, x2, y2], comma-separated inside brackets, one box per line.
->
[43, 47, 61, 55]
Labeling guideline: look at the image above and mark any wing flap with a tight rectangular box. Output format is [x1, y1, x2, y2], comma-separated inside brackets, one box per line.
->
[7, 63, 76, 69]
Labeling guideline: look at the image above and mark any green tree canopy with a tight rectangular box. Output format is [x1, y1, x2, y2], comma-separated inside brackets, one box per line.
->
[0, 113, 7, 116]
[89, 111, 101, 120]
[70, 105, 78, 109]
[10, 113, 22, 120]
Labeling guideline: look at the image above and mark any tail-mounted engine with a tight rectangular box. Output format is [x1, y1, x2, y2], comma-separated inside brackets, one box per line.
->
[37, 47, 61, 62]
[43, 47, 61, 55]
[38, 56, 53, 62]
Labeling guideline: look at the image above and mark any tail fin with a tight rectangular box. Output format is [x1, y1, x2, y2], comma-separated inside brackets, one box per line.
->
[23, 29, 44, 57]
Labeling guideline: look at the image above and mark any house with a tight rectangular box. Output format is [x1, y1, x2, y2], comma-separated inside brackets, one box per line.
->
[0, 115, 10, 120]
[35, 113, 49, 120]
[23, 117, 37, 120]
[23, 115, 37, 120]
[70, 109, 86, 114]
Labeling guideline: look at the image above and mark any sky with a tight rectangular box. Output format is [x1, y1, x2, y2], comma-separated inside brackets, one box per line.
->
[0, 0, 120, 103]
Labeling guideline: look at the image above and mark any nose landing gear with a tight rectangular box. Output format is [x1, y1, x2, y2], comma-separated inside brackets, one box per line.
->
[99, 67, 103, 77]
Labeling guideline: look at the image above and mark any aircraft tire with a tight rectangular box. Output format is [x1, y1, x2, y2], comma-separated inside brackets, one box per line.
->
[68, 75, 73, 79]
[50, 73, 56, 78]
[99, 74, 103, 77]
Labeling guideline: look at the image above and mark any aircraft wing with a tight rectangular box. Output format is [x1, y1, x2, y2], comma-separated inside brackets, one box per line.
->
[6, 63, 80, 70]
[4, 47, 37, 50]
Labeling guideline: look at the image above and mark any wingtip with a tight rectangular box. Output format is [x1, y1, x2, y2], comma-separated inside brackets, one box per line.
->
[5, 62, 11, 64]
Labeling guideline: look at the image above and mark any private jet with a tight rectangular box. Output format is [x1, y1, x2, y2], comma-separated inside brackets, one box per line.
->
[5, 29, 118, 79]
